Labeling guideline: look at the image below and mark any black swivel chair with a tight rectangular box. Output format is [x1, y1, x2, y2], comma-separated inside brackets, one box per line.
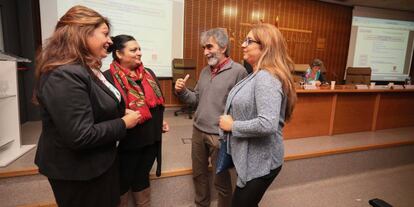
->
[345, 67, 372, 85]
[172, 58, 197, 119]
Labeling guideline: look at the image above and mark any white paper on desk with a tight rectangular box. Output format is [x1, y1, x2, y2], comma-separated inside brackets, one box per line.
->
[372, 85, 390, 89]
[304, 85, 318, 90]
[356, 85, 369, 89]
[404, 85, 414, 89]
[392, 85, 404, 89]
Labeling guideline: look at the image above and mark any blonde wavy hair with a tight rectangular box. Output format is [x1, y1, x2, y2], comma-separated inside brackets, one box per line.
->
[250, 23, 297, 121]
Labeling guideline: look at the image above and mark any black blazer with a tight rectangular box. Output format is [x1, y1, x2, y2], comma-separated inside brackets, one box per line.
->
[35, 64, 126, 180]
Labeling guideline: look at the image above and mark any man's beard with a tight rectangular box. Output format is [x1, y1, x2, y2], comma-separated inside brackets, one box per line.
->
[207, 53, 220, 66]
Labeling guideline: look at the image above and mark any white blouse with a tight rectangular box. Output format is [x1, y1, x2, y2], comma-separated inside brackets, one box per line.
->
[92, 69, 121, 102]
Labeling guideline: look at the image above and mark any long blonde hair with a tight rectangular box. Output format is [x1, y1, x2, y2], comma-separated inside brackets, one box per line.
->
[250, 23, 297, 121]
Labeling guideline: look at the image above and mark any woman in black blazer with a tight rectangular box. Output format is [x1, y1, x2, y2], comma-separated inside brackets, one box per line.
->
[34, 6, 140, 207]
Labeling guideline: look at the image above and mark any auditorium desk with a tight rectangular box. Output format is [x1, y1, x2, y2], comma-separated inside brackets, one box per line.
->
[283, 87, 414, 139]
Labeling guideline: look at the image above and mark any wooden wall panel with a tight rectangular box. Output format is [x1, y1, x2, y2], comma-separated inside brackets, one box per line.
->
[376, 92, 414, 130]
[333, 93, 376, 134]
[161, 0, 352, 105]
[159, 79, 180, 106]
[283, 93, 333, 139]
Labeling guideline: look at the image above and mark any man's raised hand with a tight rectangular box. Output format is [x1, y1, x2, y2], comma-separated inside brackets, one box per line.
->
[175, 74, 190, 93]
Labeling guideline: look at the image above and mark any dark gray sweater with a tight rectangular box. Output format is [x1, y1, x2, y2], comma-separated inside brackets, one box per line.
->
[177, 59, 247, 134]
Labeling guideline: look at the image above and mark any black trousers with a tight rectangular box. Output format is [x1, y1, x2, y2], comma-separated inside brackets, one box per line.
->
[119, 143, 158, 194]
[232, 165, 282, 207]
[48, 158, 120, 207]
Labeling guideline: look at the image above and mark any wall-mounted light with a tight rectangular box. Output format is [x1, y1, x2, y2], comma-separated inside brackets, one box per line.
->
[223, 6, 238, 17]
[251, 11, 265, 20]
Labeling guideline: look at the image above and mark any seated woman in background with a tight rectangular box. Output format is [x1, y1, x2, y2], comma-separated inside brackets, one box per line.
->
[104, 35, 169, 207]
[304, 58, 326, 86]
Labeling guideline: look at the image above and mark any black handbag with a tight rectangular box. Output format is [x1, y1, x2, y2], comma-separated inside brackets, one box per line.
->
[216, 139, 234, 174]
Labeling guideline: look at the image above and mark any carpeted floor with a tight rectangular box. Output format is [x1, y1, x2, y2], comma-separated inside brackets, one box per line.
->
[1, 107, 414, 206]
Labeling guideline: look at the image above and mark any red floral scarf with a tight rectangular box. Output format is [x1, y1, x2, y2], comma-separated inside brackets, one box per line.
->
[109, 61, 164, 123]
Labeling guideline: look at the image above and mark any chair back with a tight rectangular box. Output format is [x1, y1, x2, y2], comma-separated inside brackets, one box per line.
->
[294, 64, 310, 73]
[345, 67, 372, 84]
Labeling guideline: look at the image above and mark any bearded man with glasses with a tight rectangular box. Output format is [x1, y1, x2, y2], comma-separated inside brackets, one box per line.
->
[175, 28, 247, 207]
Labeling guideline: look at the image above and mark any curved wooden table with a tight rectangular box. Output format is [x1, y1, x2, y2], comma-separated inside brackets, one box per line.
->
[284, 86, 414, 139]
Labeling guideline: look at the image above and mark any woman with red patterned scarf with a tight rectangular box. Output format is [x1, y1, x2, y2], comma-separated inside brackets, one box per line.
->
[104, 35, 169, 207]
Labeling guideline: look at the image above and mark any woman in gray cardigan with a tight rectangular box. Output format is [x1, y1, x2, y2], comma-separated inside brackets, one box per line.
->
[219, 23, 297, 207]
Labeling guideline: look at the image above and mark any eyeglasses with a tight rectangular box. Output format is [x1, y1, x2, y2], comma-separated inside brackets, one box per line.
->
[242, 38, 260, 46]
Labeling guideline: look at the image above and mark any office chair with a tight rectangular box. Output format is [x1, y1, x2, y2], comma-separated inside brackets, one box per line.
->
[172, 58, 197, 119]
[345, 67, 372, 85]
